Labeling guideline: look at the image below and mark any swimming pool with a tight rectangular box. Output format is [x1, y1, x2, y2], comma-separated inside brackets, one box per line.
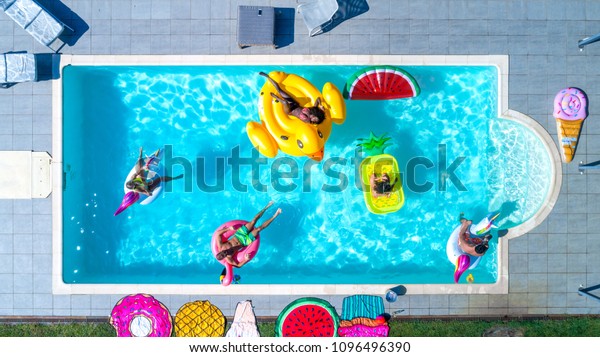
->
[53, 55, 561, 295]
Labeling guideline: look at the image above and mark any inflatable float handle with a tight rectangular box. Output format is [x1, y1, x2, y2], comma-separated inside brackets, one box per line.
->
[322, 82, 346, 125]
[246, 121, 279, 158]
[272, 98, 301, 134]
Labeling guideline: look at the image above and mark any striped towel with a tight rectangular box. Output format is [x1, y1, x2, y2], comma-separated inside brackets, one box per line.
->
[341, 295, 385, 321]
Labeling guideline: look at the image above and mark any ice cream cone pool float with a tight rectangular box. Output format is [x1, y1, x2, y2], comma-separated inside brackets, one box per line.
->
[554, 87, 588, 163]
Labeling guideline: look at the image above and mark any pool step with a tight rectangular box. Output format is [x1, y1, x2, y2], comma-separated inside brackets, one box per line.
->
[0, 151, 52, 199]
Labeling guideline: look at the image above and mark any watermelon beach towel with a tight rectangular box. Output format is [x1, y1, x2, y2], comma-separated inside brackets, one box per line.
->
[343, 65, 420, 100]
[275, 297, 340, 337]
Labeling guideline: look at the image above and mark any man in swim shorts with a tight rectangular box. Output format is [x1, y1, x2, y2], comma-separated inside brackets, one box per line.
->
[458, 217, 491, 257]
[259, 71, 326, 125]
[215, 201, 282, 267]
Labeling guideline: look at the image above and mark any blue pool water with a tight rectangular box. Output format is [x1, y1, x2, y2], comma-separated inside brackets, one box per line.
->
[62, 64, 552, 285]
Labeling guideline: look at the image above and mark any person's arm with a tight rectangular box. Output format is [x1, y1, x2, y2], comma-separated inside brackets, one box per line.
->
[134, 147, 144, 172]
[457, 220, 472, 247]
[225, 255, 241, 267]
[369, 174, 377, 193]
[215, 226, 236, 238]
[228, 252, 251, 268]
[372, 190, 385, 198]
[135, 184, 152, 196]
[215, 234, 226, 252]
[314, 97, 323, 109]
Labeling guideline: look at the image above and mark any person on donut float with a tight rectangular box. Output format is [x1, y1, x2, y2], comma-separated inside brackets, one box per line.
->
[259, 71, 326, 125]
[215, 201, 282, 268]
[458, 217, 492, 257]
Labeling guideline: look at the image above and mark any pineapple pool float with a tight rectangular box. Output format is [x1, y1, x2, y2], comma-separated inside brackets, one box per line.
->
[357, 132, 405, 214]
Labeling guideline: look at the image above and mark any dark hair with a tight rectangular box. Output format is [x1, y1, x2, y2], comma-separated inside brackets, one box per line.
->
[475, 244, 489, 254]
[126, 181, 135, 189]
[374, 177, 397, 194]
[307, 106, 325, 124]
[216, 247, 236, 260]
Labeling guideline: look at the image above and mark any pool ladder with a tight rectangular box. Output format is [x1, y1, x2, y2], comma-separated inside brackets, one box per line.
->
[578, 161, 600, 174]
[579, 283, 600, 303]
[578, 31, 600, 51]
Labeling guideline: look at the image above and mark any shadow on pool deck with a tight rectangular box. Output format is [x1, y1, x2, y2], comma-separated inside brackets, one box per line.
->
[275, 7, 296, 48]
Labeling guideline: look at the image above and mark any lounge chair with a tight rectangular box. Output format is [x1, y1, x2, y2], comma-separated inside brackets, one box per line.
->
[237, 5, 276, 48]
[0, 0, 73, 52]
[0, 52, 36, 88]
[297, 0, 339, 37]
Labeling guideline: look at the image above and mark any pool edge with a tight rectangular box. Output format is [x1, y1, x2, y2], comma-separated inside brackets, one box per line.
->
[51, 54, 559, 296]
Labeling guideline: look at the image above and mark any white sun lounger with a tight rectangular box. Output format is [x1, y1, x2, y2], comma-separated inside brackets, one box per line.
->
[297, 0, 339, 37]
[0, 0, 73, 51]
[0, 52, 37, 88]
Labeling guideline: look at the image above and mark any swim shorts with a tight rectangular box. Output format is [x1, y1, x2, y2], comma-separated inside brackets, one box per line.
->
[234, 225, 255, 246]
[464, 227, 483, 245]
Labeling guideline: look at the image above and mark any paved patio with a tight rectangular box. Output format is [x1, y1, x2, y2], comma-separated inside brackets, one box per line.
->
[1, 0, 600, 318]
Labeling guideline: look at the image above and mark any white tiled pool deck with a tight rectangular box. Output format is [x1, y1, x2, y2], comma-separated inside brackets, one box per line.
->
[1, 0, 600, 318]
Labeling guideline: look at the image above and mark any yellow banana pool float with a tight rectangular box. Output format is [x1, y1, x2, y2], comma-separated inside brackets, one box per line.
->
[247, 71, 346, 161]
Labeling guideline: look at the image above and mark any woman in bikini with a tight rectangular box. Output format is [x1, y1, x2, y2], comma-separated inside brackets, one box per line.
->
[215, 201, 282, 268]
[125, 147, 182, 196]
[259, 71, 326, 125]
[369, 172, 398, 198]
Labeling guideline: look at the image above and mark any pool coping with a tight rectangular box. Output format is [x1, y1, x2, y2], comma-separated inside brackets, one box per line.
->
[51, 55, 562, 296]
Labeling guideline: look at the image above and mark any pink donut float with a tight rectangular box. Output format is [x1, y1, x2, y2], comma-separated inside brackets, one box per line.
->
[211, 220, 260, 286]
[554, 87, 588, 121]
[110, 293, 173, 337]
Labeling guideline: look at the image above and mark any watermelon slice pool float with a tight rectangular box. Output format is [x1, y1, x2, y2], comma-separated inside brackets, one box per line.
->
[275, 297, 340, 337]
[343, 65, 420, 100]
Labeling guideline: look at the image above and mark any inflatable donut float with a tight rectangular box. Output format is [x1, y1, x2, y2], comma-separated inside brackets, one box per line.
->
[110, 293, 173, 337]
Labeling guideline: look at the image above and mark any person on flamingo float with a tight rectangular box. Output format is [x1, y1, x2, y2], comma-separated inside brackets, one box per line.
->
[215, 201, 282, 268]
